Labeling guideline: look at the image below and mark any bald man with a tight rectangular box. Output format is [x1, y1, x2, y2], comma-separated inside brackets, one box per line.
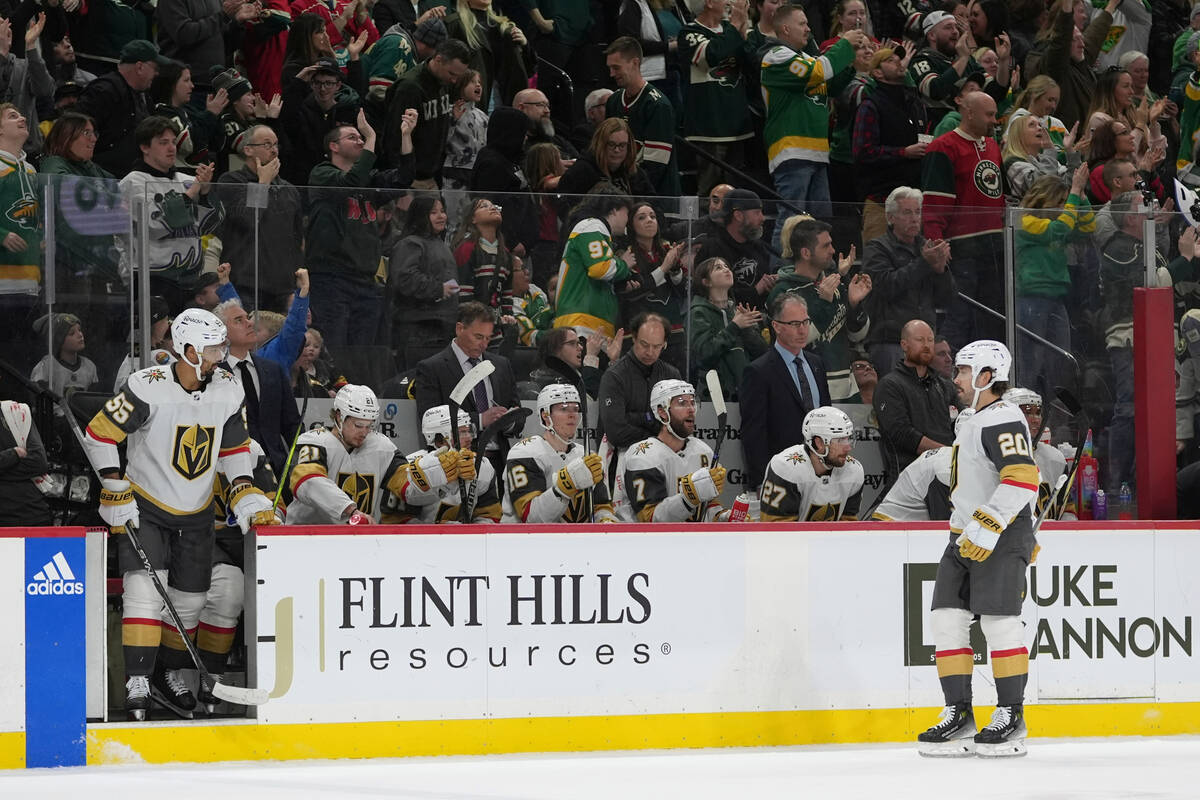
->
[515, 88, 578, 161]
[920, 91, 1005, 350]
[873, 319, 958, 491]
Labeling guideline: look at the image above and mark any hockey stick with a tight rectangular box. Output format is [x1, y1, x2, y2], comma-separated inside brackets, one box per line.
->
[1048, 389, 1089, 521]
[273, 374, 311, 514]
[577, 385, 594, 521]
[53, 390, 269, 707]
[447, 359, 496, 510]
[463, 406, 532, 520]
[692, 370, 727, 522]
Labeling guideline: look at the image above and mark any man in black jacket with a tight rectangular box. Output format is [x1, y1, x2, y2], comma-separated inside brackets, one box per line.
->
[691, 189, 777, 311]
[214, 124, 304, 313]
[861, 187, 954, 376]
[872, 318, 957, 491]
[597, 312, 680, 481]
[383, 37, 470, 185]
[469, 105, 538, 255]
[76, 39, 165, 177]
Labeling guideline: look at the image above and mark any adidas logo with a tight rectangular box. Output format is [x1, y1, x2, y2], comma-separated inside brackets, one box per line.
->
[26, 551, 84, 596]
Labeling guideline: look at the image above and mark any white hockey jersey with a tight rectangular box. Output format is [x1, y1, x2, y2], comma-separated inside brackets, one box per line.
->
[395, 447, 503, 524]
[502, 435, 616, 523]
[287, 428, 407, 524]
[758, 444, 865, 522]
[616, 435, 718, 522]
[84, 364, 252, 516]
[1032, 440, 1074, 520]
[871, 446, 953, 521]
[949, 399, 1040, 534]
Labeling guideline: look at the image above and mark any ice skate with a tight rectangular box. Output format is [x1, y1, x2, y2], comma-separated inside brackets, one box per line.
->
[975, 705, 1027, 757]
[151, 665, 196, 719]
[196, 676, 223, 716]
[917, 703, 977, 757]
[125, 675, 151, 721]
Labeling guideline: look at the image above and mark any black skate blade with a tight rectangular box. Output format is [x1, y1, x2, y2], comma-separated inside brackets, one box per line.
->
[918, 740, 976, 757]
[150, 689, 195, 720]
[976, 739, 1028, 758]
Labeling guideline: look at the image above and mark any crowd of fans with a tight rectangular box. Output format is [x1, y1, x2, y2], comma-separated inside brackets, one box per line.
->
[3, 0, 1200, 531]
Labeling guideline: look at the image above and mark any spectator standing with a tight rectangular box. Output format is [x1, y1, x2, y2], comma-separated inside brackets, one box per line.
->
[739, 293, 831, 490]
[0, 14, 54, 158]
[761, 5, 866, 252]
[873, 318, 957, 490]
[688, 256, 767, 399]
[1002, 75, 1070, 154]
[691, 188, 775, 311]
[1093, 0, 1152, 70]
[157, 0, 261, 82]
[1034, 0, 1118, 131]
[523, 142, 566, 286]
[557, 117, 656, 204]
[515, 87, 578, 161]
[149, 59, 225, 169]
[907, 9, 1009, 129]
[238, 0, 293, 101]
[384, 37, 470, 187]
[853, 45, 929, 243]
[306, 109, 413, 348]
[443, 0, 532, 106]
[278, 56, 360, 188]
[604, 36, 680, 197]
[614, 201, 688, 374]
[442, 68, 488, 229]
[76, 39, 165, 178]
[861, 186, 954, 376]
[364, 16, 446, 108]
[290, 0, 379, 64]
[768, 217, 873, 401]
[617, 0, 681, 113]
[388, 192, 459, 369]
[279, 12, 365, 90]
[48, 34, 97, 90]
[1002, 114, 1076, 200]
[0, 104, 40, 298]
[678, 0, 753, 196]
[468, 105, 539, 255]
[373, 0, 448, 35]
[214, 124, 304, 312]
[554, 187, 634, 339]
[1087, 118, 1164, 204]
[452, 196, 516, 328]
[67, 0, 153, 78]
[0, 400, 51, 527]
[570, 87, 613, 153]
[920, 90, 1006, 348]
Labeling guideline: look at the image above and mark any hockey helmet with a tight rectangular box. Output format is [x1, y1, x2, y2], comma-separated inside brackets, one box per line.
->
[421, 404, 472, 448]
[955, 339, 1011, 408]
[171, 308, 228, 380]
[334, 384, 380, 424]
[649, 379, 696, 424]
[1002, 387, 1041, 409]
[537, 383, 580, 424]
[802, 406, 854, 446]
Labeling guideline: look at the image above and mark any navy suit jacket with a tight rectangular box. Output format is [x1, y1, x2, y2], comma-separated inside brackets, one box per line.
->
[738, 347, 832, 489]
[233, 355, 302, 476]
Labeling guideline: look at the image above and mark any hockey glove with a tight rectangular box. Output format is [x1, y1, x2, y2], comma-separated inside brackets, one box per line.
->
[956, 505, 1005, 562]
[679, 465, 726, 509]
[457, 449, 477, 482]
[99, 478, 139, 533]
[409, 448, 458, 492]
[553, 453, 604, 498]
[230, 483, 279, 534]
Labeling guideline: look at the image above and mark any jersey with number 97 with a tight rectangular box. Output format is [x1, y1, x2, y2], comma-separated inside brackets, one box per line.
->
[948, 399, 1040, 535]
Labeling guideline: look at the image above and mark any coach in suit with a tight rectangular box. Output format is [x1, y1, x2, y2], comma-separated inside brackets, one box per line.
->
[739, 293, 832, 490]
[215, 299, 301, 475]
[415, 302, 522, 466]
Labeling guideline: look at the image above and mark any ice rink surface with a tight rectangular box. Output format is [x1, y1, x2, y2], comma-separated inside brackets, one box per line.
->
[3, 736, 1199, 799]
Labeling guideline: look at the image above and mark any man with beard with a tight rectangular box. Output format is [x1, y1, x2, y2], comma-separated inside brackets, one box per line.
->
[932, 335, 954, 380]
[873, 318, 958, 491]
[515, 87, 577, 162]
[691, 188, 776, 310]
[907, 10, 1009, 128]
[49, 34, 95, 89]
[616, 379, 730, 522]
[604, 36, 679, 197]
[768, 217, 872, 402]
[759, 406, 864, 522]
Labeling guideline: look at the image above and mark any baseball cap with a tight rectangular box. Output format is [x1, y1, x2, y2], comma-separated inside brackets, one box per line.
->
[312, 56, 343, 79]
[723, 188, 762, 214]
[413, 17, 447, 48]
[922, 10, 955, 35]
[119, 39, 169, 65]
[955, 71, 987, 92]
[869, 46, 904, 71]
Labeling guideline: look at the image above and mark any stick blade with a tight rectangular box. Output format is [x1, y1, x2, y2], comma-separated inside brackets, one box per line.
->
[450, 360, 496, 405]
[705, 370, 726, 415]
[1054, 387, 1082, 415]
[212, 682, 270, 706]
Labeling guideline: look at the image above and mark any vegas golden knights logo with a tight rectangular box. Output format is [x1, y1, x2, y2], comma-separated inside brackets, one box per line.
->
[804, 502, 842, 522]
[172, 424, 216, 479]
[338, 472, 376, 514]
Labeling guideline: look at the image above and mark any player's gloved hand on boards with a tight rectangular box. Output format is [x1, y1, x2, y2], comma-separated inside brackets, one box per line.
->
[956, 505, 1005, 562]
[409, 448, 458, 492]
[456, 449, 476, 482]
[680, 465, 726, 508]
[99, 477, 139, 533]
[230, 483, 278, 533]
[594, 506, 619, 523]
[347, 509, 373, 525]
[553, 453, 603, 498]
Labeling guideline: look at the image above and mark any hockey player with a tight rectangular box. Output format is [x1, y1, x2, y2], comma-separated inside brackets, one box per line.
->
[617, 379, 729, 522]
[84, 308, 279, 720]
[870, 410, 974, 522]
[390, 405, 501, 524]
[503, 383, 617, 523]
[918, 340, 1039, 758]
[287, 384, 409, 525]
[759, 406, 865, 522]
[1002, 387, 1075, 520]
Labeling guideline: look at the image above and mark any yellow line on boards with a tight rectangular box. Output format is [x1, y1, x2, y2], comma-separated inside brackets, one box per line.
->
[0, 731, 24, 769]
[85, 702, 1200, 766]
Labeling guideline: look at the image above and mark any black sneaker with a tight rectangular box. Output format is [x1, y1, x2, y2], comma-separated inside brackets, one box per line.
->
[917, 703, 977, 757]
[151, 666, 196, 719]
[975, 705, 1027, 757]
[125, 675, 150, 721]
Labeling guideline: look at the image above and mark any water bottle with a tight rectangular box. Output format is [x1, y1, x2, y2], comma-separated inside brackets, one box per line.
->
[1093, 488, 1107, 521]
[728, 492, 751, 522]
[1119, 482, 1133, 520]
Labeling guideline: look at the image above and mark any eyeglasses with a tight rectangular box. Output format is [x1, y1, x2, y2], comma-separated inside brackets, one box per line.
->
[774, 318, 812, 329]
[246, 141, 278, 150]
[521, 100, 549, 108]
[851, 362, 874, 371]
[313, 79, 340, 89]
[606, 141, 629, 151]
[338, 133, 364, 143]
